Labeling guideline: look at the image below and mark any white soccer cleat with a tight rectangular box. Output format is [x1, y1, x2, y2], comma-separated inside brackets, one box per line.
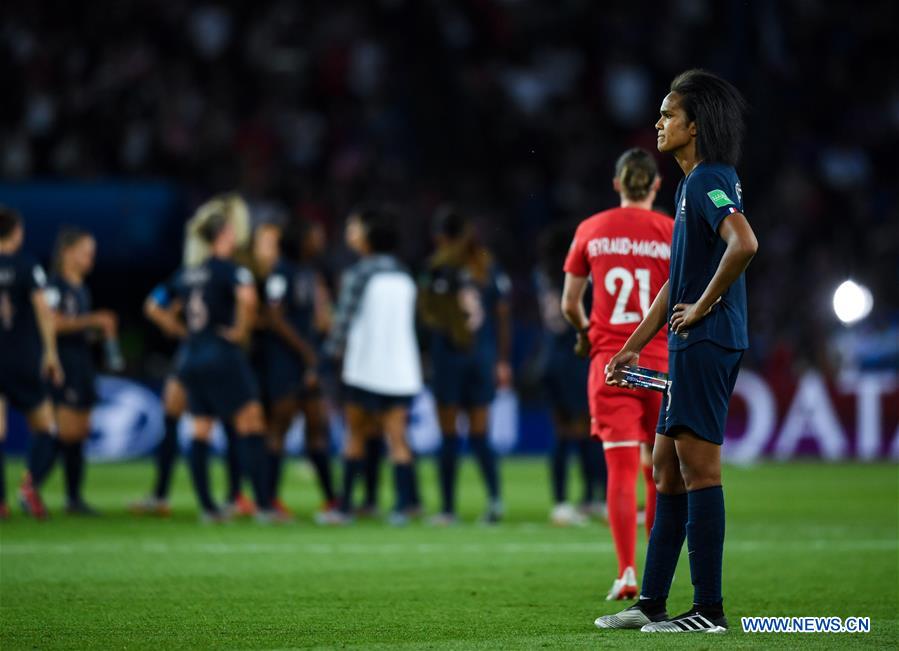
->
[594, 603, 667, 630]
[550, 503, 587, 527]
[640, 609, 728, 633]
[605, 566, 639, 601]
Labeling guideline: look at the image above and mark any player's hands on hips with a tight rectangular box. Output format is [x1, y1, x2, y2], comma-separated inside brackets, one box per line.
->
[496, 360, 513, 388]
[669, 298, 720, 335]
[42, 351, 64, 387]
[605, 349, 639, 387]
[573, 331, 591, 358]
[304, 368, 320, 390]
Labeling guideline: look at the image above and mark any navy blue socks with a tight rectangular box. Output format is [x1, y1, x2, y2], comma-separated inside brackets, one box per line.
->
[238, 435, 270, 510]
[393, 463, 414, 513]
[28, 431, 58, 487]
[640, 491, 688, 602]
[469, 434, 499, 501]
[188, 440, 215, 512]
[307, 448, 335, 503]
[60, 440, 85, 504]
[550, 439, 568, 503]
[153, 415, 179, 499]
[687, 486, 725, 609]
[438, 435, 459, 514]
[223, 425, 243, 503]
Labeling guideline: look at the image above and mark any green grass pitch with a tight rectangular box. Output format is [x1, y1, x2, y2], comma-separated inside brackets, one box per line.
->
[1, 458, 896, 649]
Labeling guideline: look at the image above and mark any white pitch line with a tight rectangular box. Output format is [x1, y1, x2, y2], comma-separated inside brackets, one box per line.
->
[0, 540, 895, 556]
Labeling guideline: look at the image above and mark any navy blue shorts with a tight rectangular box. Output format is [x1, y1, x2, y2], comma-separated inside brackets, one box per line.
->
[543, 349, 589, 420]
[169, 343, 189, 383]
[53, 349, 97, 409]
[431, 344, 496, 408]
[180, 341, 260, 420]
[0, 352, 47, 413]
[344, 385, 413, 412]
[657, 340, 743, 445]
[258, 351, 320, 407]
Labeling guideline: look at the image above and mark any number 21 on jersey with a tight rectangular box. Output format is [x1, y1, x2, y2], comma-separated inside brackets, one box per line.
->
[604, 267, 650, 325]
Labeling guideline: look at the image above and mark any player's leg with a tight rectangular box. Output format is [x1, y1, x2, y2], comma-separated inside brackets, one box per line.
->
[0, 397, 8, 519]
[640, 443, 656, 536]
[640, 343, 741, 633]
[266, 395, 298, 516]
[158, 378, 185, 503]
[360, 422, 384, 516]
[639, 386, 664, 536]
[468, 405, 501, 522]
[338, 401, 368, 517]
[433, 404, 460, 522]
[221, 421, 253, 515]
[56, 405, 96, 514]
[21, 399, 58, 519]
[187, 415, 221, 520]
[301, 395, 338, 516]
[231, 400, 273, 517]
[548, 413, 587, 526]
[382, 404, 415, 525]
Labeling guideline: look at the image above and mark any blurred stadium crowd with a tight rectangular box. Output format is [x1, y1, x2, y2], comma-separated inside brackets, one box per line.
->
[1, 0, 897, 374]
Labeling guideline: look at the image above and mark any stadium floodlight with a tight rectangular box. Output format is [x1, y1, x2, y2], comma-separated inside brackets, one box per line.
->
[832, 280, 873, 324]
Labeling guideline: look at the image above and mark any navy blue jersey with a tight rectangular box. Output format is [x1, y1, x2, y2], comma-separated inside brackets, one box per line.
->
[534, 269, 571, 347]
[459, 263, 511, 354]
[173, 257, 255, 342]
[668, 162, 749, 351]
[0, 251, 46, 357]
[264, 259, 318, 347]
[46, 275, 93, 353]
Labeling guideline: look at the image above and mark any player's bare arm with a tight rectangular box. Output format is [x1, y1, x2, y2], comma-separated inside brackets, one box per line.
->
[267, 301, 319, 385]
[670, 213, 757, 334]
[605, 280, 669, 385]
[560, 272, 590, 357]
[219, 284, 257, 345]
[495, 297, 513, 386]
[144, 296, 187, 339]
[31, 289, 64, 386]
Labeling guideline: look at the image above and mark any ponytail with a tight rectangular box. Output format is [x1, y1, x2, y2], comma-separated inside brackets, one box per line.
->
[615, 148, 658, 201]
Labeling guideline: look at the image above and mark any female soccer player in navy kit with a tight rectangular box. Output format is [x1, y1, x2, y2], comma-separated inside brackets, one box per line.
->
[251, 220, 338, 521]
[419, 208, 512, 524]
[131, 197, 253, 517]
[535, 225, 605, 527]
[0, 208, 63, 520]
[168, 210, 274, 522]
[596, 70, 757, 633]
[45, 228, 121, 515]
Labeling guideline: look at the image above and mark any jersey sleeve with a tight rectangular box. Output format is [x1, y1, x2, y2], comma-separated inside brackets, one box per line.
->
[148, 270, 180, 307]
[690, 169, 742, 234]
[234, 265, 255, 287]
[265, 272, 288, 305]
[563, 225, 590, 276]
[44, 279, 61, 310]
[493, 266, 512, 299]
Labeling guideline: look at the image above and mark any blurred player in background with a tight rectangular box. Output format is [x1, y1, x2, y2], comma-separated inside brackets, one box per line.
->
[44, 227, 121, 515]
[535, 224, 606, 526]
[251, 220, 338, 522]
[599, 70, 756, 633]
[419, 207, 512, 524]
[0, 207, 63, 520]
[562, 148, 673, 599]
[131, 197, 253, 517]
[325, 205, 422, 525]
[167, 207, 274, 522]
